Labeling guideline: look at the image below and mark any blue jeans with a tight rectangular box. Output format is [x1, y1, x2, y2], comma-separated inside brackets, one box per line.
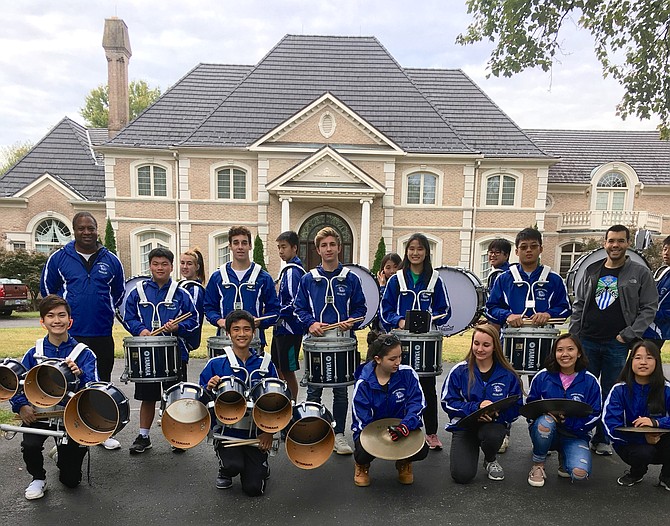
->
[306, 385, 348, 434]
[580, 336, 628, 445]
[529, 415, 591, 481]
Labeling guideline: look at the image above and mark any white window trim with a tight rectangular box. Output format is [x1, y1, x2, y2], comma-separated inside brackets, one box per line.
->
[208, 230, 232, 275]
[479, 168, 523, 208]
[396, 233, 443, 267]
[401, 167, 443, 207]
[129, 159, 173, 199]
[129, 226, 175, 276]
[589, 162, 639, 211]
[556, 240, 586, 276]
[209, 160, 253, 202]
[26, 212, 73, 252]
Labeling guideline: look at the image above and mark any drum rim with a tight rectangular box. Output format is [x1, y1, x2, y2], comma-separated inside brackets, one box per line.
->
[434, 265, 484, 336]
[343, 263, 380, 329]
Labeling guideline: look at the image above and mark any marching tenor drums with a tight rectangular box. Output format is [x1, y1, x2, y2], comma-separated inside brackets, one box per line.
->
[249, 377, 292, 433]
[123, 336, 181, 383]
[285, 401, 335, 470]
[503, 326, 560, 375]
[161, 382, 211, 449]
[435, 266, 486, 336]
[0, 358, 27, 401]
[23, 358, 79, 407]
[211, 375, 248, 425]
[303, 336, 357, 387]
[392, 330, 443, 376]
[207, 335, 261, 359]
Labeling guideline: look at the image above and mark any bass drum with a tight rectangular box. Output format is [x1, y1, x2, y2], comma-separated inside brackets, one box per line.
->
[435, 266, 486, 337]
[343, 264, 380, 329]
[566, 248, 650, 298]
[116, 275, 150, 328]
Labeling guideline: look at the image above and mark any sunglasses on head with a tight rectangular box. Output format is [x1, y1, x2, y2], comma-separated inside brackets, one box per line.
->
[378, 334, 400, 346]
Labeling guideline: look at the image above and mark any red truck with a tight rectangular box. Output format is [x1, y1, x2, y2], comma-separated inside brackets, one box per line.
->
[0, 278, 30, 315]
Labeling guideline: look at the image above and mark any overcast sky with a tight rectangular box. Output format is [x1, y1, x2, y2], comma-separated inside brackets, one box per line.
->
[0, 0, 659, 152]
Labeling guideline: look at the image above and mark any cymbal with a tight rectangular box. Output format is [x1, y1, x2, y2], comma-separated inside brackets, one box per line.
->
[615, 426, 670, 434]
[360, 418, 425, 461]
[521, 399, 593, 420]
[456, 395, 521, 428]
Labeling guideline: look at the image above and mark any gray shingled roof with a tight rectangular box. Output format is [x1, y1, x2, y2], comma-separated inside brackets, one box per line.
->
[406, 68, 549, 158]
[0, 117, 104, 200]
[107, 63, 252, 148]
[525, 129, 670, 185]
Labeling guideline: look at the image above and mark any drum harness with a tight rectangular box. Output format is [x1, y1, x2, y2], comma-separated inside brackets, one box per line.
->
[508, 265, 552, 316]
[275, 263, 306, 330]
[395, 268, 439, 315]
[135, 279, 179, 331]
[647, 265, 670, 337]
[310, 267, 351, 325]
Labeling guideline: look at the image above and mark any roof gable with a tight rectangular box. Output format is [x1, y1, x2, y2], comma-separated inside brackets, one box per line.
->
[14, 172, 85, 200]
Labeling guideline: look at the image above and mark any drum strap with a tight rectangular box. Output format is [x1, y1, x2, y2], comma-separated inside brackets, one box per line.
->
[223, 346, 242, 369]
[310, 267, 349, 321]
[396, 269, 438, 294]
[277, 263, 306, 283]
[655, 265, 670, 282]
[34, 338, 44, 360]
[219, 263, 262, 288]
[259, 352, 272, 373]
[510, 264, 551, 285]
[33, 340, 87, 363]
[67, 343, 88, 363]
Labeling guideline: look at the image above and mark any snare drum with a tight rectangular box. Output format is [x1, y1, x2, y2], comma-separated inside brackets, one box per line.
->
[435, 266, 486, 336]
[303, 336, 357, 387]
[207, 335, 261, 359]
[393, 330, 444, 376]
[503, 326, 560, 374]
[123, 336, 181, 383]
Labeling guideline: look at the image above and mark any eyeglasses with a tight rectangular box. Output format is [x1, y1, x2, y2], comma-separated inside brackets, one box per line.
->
[378, 334, 400, 346]
[488, 250, 503, 256]
[517, 244, 541, 251]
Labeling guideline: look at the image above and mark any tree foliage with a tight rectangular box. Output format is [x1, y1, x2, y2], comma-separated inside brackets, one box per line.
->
[0, 248, 48, 309]
[104, 218, 117, 255]
[1, 141, 34, 176]
[371, 237, 387, 275]
[253, 234, 267, 271]
[80, 80, 161, 128]
[458, 0, 670, 137]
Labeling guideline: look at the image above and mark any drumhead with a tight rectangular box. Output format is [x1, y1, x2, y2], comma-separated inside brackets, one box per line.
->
[117, 275, 150, 321]
[566, 248, 650, 296]
[343, 264, 380, 328]
[435, 266, 484, 337]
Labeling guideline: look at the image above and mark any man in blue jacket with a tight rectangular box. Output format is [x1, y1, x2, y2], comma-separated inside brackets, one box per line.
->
[40, 212, 124, 450]
[124, 247, 198, 455]
[643, 235, 670, 350]
[294, 227, 367, 455]
[204, 226, 280, 350]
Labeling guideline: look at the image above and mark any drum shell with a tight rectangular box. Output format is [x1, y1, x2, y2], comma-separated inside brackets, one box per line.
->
[435, 266, 485, 337]
[124, 336, 181, 382]
[303, 336, 357, 387]
[503, 326, 560, 374]
[23, 359, 79, 407]
[393, 330, 443, 377]
[207, 335, 261, 359]
[212, 375, 248, 425]
[249, 378, 292, 433]
[285, 401, 335, 470]
[162, 382, 211, 449]
[0, 358, 27, 401]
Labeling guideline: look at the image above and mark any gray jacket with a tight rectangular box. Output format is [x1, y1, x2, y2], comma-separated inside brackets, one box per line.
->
[569, 257, 658, 343]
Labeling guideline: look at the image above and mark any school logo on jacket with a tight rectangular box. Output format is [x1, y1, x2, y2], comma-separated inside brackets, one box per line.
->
[418, 291, 433, 301]
[570, 393, 585, 403]
[336, 284, 348, 296]
[491, 382, 505, 397]
[394, 389, 406, 403]
[535, 289, 547, 301]
[97, 262, 110, 276]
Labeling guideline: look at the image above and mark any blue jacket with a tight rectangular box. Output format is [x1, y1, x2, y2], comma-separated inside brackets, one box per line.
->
[199, 349, 279, 438]
[204, 263, 280, 346]
[441, 360, 522, 430]
[603, 380, 670, 445]
[485, 263, 571, 325]
[294, 264, 367, 334]
[180, 280, 205, 350]
[351, 362, 425, 442]
[379, 268, 450, 331]
[643, 267, 670, 339]
[274, 257, 306, 336]
[41, 241, 125, 337]
[526, 368, 602, 440]
[123, 279, 198, 362]
[10, 335, 99, 412]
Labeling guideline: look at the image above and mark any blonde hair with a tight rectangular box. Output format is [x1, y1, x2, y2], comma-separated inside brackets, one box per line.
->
[465, 324, 523, 395]
[314, 227, 341, 248]
[181, 247, 206, 284]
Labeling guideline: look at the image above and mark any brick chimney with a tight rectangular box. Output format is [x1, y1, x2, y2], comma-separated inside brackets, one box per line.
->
[102, 17, 132, 138]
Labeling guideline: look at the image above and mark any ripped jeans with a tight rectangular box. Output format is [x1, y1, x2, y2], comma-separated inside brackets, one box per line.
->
[529, 415, 591, 481]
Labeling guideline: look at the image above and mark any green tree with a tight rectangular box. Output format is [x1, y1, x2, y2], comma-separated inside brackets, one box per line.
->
[458, 1, 670, 137]
[80, 80, 161, 128]
[371, 237, 386, 275]
[253, 234, 267, 271]
[104, 218, 117, 255]
[1, 141, 33, 176]
[0, 248, 48, 309]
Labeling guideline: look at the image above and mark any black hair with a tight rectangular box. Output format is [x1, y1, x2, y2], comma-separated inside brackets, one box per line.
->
[662, 235, 670, 246]
[380, 252, 402, 269]
[605, 224, 630, 242]
[365, 330, 401, 363]
[72, 211, 97, 229]
[39, 294, 71, 318]
[148, 247, 174, 264]
[515, 228, 542, 247]
[488, 238, 512, 257]
[228, 225, 252, 244]
[276, 230, 299, 248]
[617, 340, 668, 415]
[402, 233, 433, 284]
[544, 333, 589, 373]
[224, 309, 255, 333]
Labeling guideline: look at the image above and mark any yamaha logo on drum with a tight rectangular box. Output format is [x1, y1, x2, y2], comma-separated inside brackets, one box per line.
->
[143, 350, 152, 375]
[325, 355, 333, 382]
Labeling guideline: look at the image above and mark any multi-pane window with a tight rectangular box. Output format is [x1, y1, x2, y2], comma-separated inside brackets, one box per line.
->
[138, 231, 170, 274]
[215, 236, 231, 267]
[34, 219, 71, 253]
[407, 172, 436, 205]
[137, 165, 167, 197]
[217, 168, 247, 200]
[486, 175, 516, 206]
[595, 172, 627, 211]
[559, 242, 585, 277]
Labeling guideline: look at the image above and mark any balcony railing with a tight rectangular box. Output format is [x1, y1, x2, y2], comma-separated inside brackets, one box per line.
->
[558, 210, 663, 232]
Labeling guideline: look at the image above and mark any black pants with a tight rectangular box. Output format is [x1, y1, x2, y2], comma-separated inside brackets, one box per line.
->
[72, 335, 115, 382]
[354, 437, 429, 465]
[215, 443, 269, 497]
[614, 434, 670, 478]
[449, 422, 507, 484]
[419, 376, 438, 435]
[21, 423, 88, 488]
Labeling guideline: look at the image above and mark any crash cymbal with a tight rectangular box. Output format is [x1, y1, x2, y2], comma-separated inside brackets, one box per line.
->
[456, 395, 521, 428]
[520, 399, 593, 420]
[360, 418, 425, 461]
[615, 426, 670, 434]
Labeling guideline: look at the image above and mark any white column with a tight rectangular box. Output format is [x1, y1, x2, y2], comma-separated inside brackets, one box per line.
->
[359, 198, 373, 267]
[280, 196, 292, 232]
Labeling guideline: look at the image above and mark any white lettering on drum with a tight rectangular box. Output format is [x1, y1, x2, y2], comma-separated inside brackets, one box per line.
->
[143, 350, 152, 377]
[325, 355, 333, 382]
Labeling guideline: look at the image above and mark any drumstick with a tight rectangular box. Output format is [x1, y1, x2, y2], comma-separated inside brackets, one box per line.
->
[149, 312, 193, 336]
[520, 317, 566, 326]
[255, 314, 277, 322]
[431, 313, 449, 321]
[322, 316, 366, 331]
[13, 410, 64, 421]
[222, 439, 261, 448]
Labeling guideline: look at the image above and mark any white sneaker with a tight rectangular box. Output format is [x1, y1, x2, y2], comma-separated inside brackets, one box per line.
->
[101, 437, 121, 450]
[25, 479, 47, 500]
[334, 433, 353, 455]
[498, 435, 510, 454]
[47, 445, 58, 463]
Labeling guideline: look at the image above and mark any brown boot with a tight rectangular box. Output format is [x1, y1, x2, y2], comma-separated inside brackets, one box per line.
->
[354, 463, 370, 487]
[396, 460, 413, 485]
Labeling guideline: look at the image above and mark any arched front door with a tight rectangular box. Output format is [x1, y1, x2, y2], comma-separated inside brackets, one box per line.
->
[298, 212, 354, 270]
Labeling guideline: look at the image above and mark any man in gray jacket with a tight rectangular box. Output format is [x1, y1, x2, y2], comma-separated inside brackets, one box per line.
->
[569, 224, 657, 455]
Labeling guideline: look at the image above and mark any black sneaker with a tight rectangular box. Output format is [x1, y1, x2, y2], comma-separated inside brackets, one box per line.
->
[216, 468, 232, 490]
[129, 434, 152, 455]
[659, 474, 670, 491]
[617, 471, 644, 486]
[171, 446, 186, 454]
